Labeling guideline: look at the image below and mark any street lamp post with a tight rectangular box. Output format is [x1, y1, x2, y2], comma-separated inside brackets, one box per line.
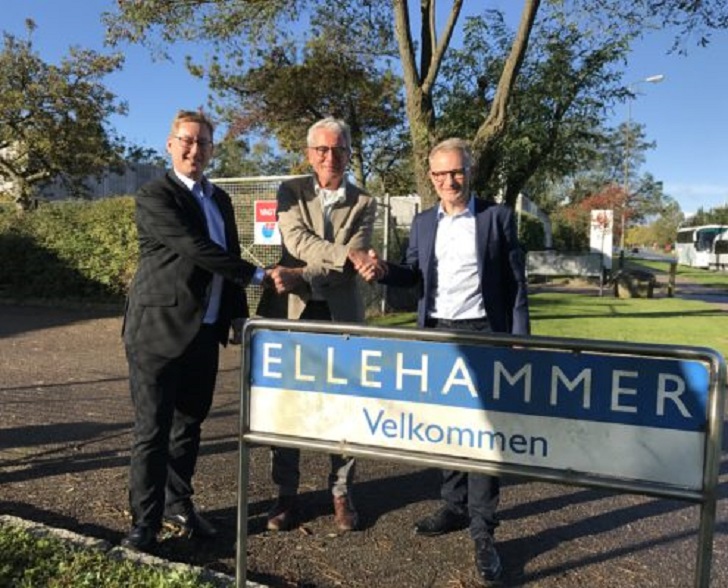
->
[621, 73, 665, 251]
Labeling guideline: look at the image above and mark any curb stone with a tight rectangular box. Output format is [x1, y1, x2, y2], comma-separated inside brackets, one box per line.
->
[0, 515, 267, 588]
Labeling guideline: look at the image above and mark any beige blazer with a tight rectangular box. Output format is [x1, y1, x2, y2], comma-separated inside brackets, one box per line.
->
[257, 175, 377, 322]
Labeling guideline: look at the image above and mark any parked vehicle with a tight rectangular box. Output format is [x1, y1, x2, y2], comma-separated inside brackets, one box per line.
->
[675, 225, 728, 268]
[710, 230, 728, 271]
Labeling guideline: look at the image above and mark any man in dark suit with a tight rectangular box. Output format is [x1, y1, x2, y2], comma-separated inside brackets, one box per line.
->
[362, 138, 530, 584]
[121, 109, 267, 553]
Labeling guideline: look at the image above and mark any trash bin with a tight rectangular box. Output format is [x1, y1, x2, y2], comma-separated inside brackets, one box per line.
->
[613, 269, 656, 298]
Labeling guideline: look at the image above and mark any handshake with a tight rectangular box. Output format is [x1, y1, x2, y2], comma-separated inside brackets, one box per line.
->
[261, 248, 387, 295]
[262, 266, 302, 294]
[347, 248, 388, 283]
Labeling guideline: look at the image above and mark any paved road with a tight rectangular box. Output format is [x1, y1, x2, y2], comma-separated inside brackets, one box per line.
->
[0, 300, 726, 587]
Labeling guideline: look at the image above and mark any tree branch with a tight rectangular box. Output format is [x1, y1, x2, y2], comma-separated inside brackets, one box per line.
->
[393, 0, 420, 92]
[472, 0, 541, 155]
[421, 0, 463, 95]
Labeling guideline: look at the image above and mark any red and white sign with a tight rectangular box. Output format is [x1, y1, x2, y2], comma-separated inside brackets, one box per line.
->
[254, 200, 281, 245]
[590, 209, 613, 270]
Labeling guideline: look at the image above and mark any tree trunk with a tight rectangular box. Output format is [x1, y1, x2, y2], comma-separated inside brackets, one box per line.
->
[393, 0, 436, 208]
[471, 0, 541, 195]
[350, 147, 366, 189]
[393, 0, 541, 208]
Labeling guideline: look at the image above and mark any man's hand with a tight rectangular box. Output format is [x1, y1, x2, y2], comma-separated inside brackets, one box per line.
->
[268, 266, 304, 294]
[350, 248, 387, 282]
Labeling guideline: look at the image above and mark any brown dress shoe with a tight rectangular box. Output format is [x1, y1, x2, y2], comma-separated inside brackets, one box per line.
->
[333, 495, 359, 532]
[267, 495, 298, 531]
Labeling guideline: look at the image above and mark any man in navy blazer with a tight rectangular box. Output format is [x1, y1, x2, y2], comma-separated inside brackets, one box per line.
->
[121, 110, 267, 553]
[364, 138, 530, 584]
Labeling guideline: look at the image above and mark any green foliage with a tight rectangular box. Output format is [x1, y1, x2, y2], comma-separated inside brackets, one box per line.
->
[550, 210, 589, 251]
[518, 211, 545, 251]
[205, 6, 405, 189]
[0, 197, 137, 302]
[685, 204, 728, 226]
[0, 524, 221, 588]
[209, 136, 298, 178]
[0, 22, 127, 210]
[437, 8, 633, 206]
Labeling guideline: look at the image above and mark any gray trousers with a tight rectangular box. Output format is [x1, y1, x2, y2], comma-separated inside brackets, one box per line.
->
[271, 299, 356, 497]
[271, 448, 356, 497]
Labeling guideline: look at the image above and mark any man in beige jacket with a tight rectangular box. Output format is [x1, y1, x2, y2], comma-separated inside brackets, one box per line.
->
[257, 117, 378, 533]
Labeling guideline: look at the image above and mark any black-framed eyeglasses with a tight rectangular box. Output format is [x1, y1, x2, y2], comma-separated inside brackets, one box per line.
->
[175, 136, 213, 149]
[430, 168, 467, 182]
[308, 145, 350, 159]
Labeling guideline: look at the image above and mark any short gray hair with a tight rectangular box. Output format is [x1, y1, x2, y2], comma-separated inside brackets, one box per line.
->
[429, 138, 472, 170]
[307, 117, 351, 150]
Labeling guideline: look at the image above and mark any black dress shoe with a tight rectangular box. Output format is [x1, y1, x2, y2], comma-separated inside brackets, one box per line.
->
[414, 505, 468, 536]
[164, 508, 218, 538]
[474, 535, 503, 584]
[121, 525, 157, 553]
[267, 495, 299, 532]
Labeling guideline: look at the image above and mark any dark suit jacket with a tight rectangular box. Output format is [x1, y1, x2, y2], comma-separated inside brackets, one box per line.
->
[382, 198, 530, 335]
[123, 171, 256, 358]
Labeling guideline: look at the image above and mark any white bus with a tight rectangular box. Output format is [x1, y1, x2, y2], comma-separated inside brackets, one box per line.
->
[675, 225, 728, 268]
[710, 230, 728, 271]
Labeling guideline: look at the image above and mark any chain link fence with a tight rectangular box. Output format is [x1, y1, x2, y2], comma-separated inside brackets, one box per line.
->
[212, 176, 419, 316]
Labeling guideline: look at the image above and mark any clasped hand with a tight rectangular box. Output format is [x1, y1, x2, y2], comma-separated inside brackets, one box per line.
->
[348, 248, 387, 283]
[263, 266, 303, 294]
[261, 249, 385, 295]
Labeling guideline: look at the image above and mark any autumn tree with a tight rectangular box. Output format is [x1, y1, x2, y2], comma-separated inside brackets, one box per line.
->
[0, 21, 127, 210]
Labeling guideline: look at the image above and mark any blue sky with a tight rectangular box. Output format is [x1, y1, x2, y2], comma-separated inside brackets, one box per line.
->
[5, 1, 728, 214]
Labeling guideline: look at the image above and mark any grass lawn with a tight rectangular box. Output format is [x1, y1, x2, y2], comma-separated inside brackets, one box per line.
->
[529, 291, 728, 358]
[0, 523, 221, 588]
[372, 291, 728, 359]
[627, 258, 728, 289]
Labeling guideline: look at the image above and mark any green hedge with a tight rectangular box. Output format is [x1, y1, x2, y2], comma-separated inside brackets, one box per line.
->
[0, 197, 137, 303]
[518, 211, 545, 252]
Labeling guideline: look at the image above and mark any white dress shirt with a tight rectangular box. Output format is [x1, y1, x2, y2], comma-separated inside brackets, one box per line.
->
[429, 196, 486, 320]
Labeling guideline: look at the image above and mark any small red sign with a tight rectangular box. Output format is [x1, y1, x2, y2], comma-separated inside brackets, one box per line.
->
[255, 200, 277, 222]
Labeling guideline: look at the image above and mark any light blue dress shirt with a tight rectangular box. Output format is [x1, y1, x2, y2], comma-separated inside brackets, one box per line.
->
[430, 196, 486, 320]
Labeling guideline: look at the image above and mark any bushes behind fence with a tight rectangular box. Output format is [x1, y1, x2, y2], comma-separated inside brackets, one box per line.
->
[0, 197, 137, 303]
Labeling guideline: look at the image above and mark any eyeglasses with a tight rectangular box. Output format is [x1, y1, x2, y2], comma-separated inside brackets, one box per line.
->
[308, 145, 350, 159]
[430, 169, 467, 183]
[174, 136, 213, 149]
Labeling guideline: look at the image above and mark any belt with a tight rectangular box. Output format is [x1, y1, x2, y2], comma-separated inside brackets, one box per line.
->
[306, 300, 330, 309]
[426, 316, 488, 329]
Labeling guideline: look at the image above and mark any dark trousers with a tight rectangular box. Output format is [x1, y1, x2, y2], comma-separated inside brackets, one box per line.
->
[427, 316, 500, 540]
[125, 325, 219, 529]
[271, 300, 356, 497]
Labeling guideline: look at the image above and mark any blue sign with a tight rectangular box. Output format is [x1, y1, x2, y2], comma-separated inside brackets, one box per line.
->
[251, 330, 709, 432]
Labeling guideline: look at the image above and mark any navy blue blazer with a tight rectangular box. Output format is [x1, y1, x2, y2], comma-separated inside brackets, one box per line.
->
[382, 198, 530, 335]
